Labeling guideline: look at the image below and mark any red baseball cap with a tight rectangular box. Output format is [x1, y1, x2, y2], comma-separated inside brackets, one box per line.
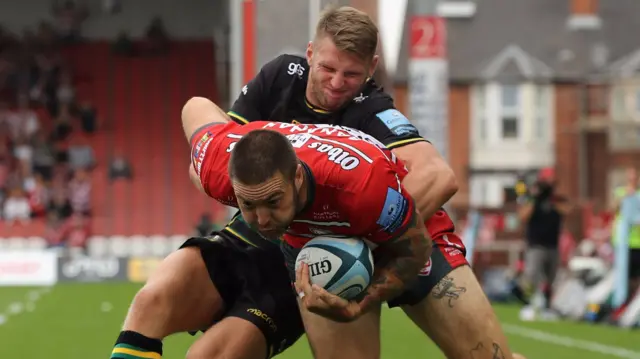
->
[538, 167, 555, 181]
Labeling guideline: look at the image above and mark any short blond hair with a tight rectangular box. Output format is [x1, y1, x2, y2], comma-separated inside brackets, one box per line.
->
[315, 6, 379, 62]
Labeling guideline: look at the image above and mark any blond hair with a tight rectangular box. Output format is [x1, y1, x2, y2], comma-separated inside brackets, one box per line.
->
[314, 6, 379, 62]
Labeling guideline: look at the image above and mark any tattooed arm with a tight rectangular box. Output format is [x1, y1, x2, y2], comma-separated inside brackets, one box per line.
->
[294, 162, 432, 323]
[362, 204, 432, 305]
[470, 342, 507, 359]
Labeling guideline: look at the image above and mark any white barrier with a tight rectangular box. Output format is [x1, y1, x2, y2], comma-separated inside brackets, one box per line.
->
[0, 235, 189, 258]
[0, 251, 58, 286]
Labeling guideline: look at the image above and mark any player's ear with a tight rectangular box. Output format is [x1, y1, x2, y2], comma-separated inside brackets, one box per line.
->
[294, 163, 304, 190]
[368, 55, 379, 77]
[306, 41, 314, 64]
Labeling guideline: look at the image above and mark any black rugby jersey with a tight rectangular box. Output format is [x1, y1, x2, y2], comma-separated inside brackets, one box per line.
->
[218, 212, 281, 251]
[227, 54, 427, 150]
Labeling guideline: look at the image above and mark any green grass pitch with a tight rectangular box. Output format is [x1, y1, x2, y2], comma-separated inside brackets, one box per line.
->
[0, 283, 638, 359]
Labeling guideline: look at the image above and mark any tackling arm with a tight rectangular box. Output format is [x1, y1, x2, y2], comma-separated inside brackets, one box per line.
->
[181, 96, 230, 143]
[392, 141, 458, 219]
[181, 97, 230, 194]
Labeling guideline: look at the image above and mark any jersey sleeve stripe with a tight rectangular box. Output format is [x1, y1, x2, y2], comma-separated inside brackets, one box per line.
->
[227, 111, 249, 124]
[189, 122, 223, 148]
[386, 137, 427, 149]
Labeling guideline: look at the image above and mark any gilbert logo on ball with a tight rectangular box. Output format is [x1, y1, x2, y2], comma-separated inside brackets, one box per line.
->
[296, 236, 374, 300]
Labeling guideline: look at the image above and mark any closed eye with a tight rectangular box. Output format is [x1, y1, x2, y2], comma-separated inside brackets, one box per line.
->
[241, 201, 254, 210]
[321, 64, 336, 72]
[344, 72, 362, 78]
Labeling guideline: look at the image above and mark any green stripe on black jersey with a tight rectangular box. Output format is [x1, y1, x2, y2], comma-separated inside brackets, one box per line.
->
[221, 212, 281, 249]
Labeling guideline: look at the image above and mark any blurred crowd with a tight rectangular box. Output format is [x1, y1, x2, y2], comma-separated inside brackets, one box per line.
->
[0, 2, 170, 249]
[0, 1, 95, 247]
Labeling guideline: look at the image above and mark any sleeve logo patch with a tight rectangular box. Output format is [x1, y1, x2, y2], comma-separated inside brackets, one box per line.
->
[193, 132, 211, 161]
[375, 109, 418, 136]
[376, 187, 409, 233]
[193, 132, 214, 176]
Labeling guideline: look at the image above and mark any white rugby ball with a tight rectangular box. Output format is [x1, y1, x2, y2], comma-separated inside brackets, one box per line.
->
[295, 236, 374, 300]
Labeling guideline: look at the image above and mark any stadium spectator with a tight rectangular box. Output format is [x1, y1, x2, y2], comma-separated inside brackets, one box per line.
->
[77, 100, 97, 133]
[144, 16, 169, 55]
[13, 94, 41, 139]
[61, 213, 91, 248]
[68, 134, 95, 170]
[31, 130, 56, 181]
[112, 31, 134, 57]
[52, 103, 73, 141]
[46, 212, 90, 248]
[34, 21, 58, 53]
[26, 172, 49, 217]
[52, 0, 89, 44]
[108, 154, 132, 181]
[0, 101, 12, 127]
[193, 212, 218, 236]
[56, 69, 76, 108]
[48, 186, 73, 220]
[0, 18, 94, 231]
[44, 211, 65, 246]
[0, 148, 10, 201]
[68, 168, 91, 215]
[3, 186, 31, 225]
[13, 136, 33, 172]
[30, 52, 66, 119]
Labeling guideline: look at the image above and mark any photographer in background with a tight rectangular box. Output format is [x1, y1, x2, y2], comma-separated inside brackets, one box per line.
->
[517, 167, 572, 314]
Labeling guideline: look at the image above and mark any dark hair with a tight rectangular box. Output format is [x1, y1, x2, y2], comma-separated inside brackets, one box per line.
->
[228, 129, 298, 185]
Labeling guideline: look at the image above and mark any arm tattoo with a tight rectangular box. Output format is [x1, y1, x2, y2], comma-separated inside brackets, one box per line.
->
[365, 206, 432, 302]
[470, 342, 506, 359]
[432, 275, 467, 307]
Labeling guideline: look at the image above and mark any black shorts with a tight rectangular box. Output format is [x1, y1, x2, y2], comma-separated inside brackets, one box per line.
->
[630, 249, 640, 279]
[180, 235, 304, 358]
[280, 240, 464, 308]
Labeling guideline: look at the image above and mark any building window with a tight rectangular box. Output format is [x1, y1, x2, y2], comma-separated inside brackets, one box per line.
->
[500, 85, 520, 139]
[502, 116, 518, 138]
[611, 87, 624, 119]
[476, 86, 487, 141]
[535, 86, 547, 140]
[470, 176, 488, 207]
[501, 85, 519, 107]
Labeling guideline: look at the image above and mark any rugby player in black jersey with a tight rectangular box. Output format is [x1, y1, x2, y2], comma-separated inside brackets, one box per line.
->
[224, 6, 518, 359]
[111, 5, 524, 359]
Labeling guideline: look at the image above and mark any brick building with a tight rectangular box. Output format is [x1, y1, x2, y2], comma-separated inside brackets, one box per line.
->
[385, 0, 640, 213]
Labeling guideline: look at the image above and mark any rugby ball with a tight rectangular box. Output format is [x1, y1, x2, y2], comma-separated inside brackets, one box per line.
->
[295, 236, 374, 300]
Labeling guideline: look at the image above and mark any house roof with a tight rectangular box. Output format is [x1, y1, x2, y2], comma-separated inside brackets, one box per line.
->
[394, 0, 640, 83]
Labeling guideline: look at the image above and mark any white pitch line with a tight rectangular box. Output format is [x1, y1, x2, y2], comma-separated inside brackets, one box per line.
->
[0, 287, 53, 326]
[502, 323, 640, 359]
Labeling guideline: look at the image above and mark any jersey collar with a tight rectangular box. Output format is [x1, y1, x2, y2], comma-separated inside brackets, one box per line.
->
[302, 77, 375, 115]
[297, 161, 316, 214]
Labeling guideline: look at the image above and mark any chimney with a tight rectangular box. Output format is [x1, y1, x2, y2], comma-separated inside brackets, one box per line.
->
[568, 0, 601, 30]
[571, 0, 598, 15]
